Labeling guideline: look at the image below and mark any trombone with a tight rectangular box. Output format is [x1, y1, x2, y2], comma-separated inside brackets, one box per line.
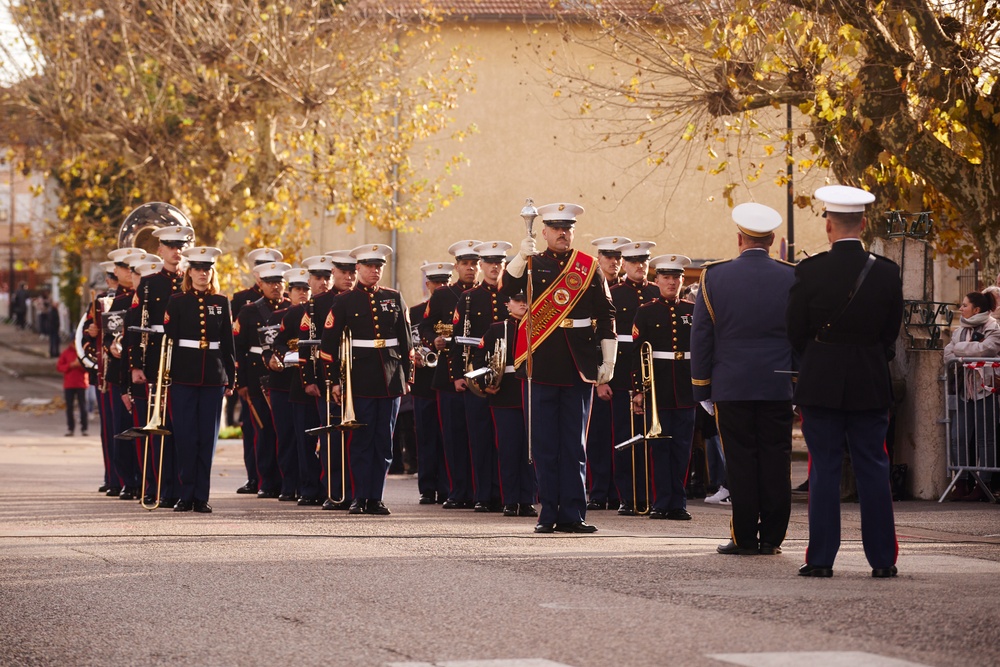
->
[128, 337, 174, 510]
[615, 341, 667, 515]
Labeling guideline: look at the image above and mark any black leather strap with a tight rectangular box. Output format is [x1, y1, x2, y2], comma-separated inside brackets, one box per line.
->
[816, 253, 877, 342]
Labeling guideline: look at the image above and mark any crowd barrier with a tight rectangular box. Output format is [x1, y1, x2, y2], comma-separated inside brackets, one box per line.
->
[941, 358, 1000, 502]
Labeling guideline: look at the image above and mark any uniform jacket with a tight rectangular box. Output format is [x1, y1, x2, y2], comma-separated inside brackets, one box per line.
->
[479, 317, 522, 408]
[786, 239, 903, 410]
[449, 282, 508, 383]
[272, 303, 314, 403]
[408, 300, 436, 399]
[163, 290, 236, 387]
[307, 288, 346, 387]
[418, 281, 475, 392]
[265, 306, 294, 393]
[129, 269, 184, 379]
[104, 288, 135, 389]
[234, 296, 286, 393]
[319, 284, 412, 398]
[691, 249, 796, 402]
[500, 249, 616, 385]
[610, 278, 660, 391]
[631, 297, 695, 409]
[230, 284, 263, 322]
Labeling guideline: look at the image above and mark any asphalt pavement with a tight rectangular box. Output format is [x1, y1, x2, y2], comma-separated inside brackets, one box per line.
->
[1, 321, 999, 667]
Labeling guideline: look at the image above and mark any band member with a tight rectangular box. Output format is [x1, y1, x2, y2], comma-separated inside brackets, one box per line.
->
[410, 262, 453, 504]
[272, 255, 333, 506]
[631, 254, 697, 520]
[478, 292, 537, 517]
[85, 260, 119, 494]
[266, 268, 311, 501]
[130, 222, 194, 509]
[103, 248, 140, 498]
[418, 240, 480, 509]
[320, 244, 412, 516]
[164, 247, 236, 513]
[232, 247, 284, 495]
[788, 185, 903, 578]
[501, 202, 616, 534]
[691, 203, 795, 556]
[233, 261, 291, 499]
[592, 236, 630, 287]
[606, 241, 659, 514]
[452, 241, 512, 512]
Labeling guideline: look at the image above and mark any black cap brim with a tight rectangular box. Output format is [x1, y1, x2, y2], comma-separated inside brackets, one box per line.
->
[543, 220, 575, 229]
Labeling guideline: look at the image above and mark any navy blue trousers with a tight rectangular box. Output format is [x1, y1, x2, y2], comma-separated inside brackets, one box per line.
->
[586, 391, 618, 504]
[649, 408, 696, 512]
[493, 407, 535, 505]
[437, 390, 472, 503]
[98, 389, 118, 487]
[239, 395, 258, 485]
[249, 390, 281, 493]
[134, 384, 178, 500]
[348, 396, 399, 501]
[316, 396, 351, 502]
[526, 379, 592, 526]
[269, 390, 299, 496]
[611, 389, 647, 507]
[291, 399, 323, 500]
[414, 396, 448, 498]
[169, 384, 225, 504]
[109, 384, 137, 490]
[465, 391, 499, 504]
[800, 406, 898, 569]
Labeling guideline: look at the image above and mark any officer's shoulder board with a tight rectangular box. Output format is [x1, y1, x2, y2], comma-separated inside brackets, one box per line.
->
[774, 258, 796, 268]
[700, 258, 732, 270]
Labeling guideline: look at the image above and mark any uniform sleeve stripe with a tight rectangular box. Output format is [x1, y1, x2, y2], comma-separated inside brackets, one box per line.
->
[699, 269, 715, 324]
[692, 378, 711, 386]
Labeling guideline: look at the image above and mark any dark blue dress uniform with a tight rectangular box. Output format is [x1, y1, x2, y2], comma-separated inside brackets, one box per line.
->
[234, 294, 287, 497]
[788, 237, 903, 574]
[163, 284, 236, 511]
[409, 299, 448, 503]
[418, 279, 476, 507]
[608, 276, 660, 512]
[631, 294, 697, 516]
[450, 281, 507, 510]
[500, 226, 616, 530]
[264, 303, 299, 499]
[84, 285, 118, 492]
[231, 282, 264, 491]
[231, 284, 263, 321]
[320, 260, 412, 514]
[691, 244, 796, 552]
[479, 317, 536, 512]
[103, 287, 138, 496]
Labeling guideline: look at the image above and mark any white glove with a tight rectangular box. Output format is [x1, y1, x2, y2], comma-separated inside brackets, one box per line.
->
[596, 338, 617, 384]
[700, 400, 715, 416]
[506, 236, 536, 278]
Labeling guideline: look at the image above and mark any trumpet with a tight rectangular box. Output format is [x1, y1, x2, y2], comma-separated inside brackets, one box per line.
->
[465, 323, 506, 395]
[409, 324, 438, 383]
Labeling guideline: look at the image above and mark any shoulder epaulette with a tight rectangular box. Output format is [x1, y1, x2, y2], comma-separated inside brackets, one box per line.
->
[700, 258, 732, 270]
[775, 258, 796, 267]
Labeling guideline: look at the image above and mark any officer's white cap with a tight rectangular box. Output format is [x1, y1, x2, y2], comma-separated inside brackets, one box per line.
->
[302, 255, 333, 275]
[284, 267, 310, 286]
[134, 260, 163, 278]
[732, 202, 782, 237]
[181, 246, 222, 268]
[618, 241, 657, 261]
[152, 225, 195, 244]
[324, 250, 357, 270]
[247, 248, 283, 266]
[474, 241, 513, 262]
[99, 260, 117, 274]
[650, 254, 692, 274]
[448, 240, 482, 261]
[127, 252, 162, 269]
[537, 202, 584, 227]
[814, 185, 875, 215]
[108, 247, 142, 264]
[420, 262, 454, 282]
[351, 244, 394, 265]
[255, 261, 291, 282]
[592, 236, 632, 254]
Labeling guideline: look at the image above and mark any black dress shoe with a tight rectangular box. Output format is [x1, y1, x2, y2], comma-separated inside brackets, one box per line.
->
[534, 523, 555, 533]
[649, 509, 668, 520]
[872, 565, 898, 578]
[118, 488, 137, 501]
[193, 501, 213, 513]
[759, 543, 782, 555]
[473, 502, 491, 513]
[142, 495, 156, 506]
[442, 499, 473, 509]
[666, 508, 692, 521]
[98, 484, 110, 493]
[322, 498, 352, 510]
[555, 521, 598, 533]
[518, 504, 538, 517]
[106, 487, 122, 497]
[297, 497, 321, 506]
[586, 499, 606, 511]
[173, 500, 192, 512]
[159, 498, 179, 509]
[236, 481, 258, 494]
[503, 504, 518, 517]
[617, 503, 636, 516]
[257, 489, 280, 499]
[717, 539, 759, 555]
[798, 563, 834, 578]
[365, 500, 391, 515]
[348, 498, 365, 514]
[278, 493, 297, 502]
[419, 493, 436, 505]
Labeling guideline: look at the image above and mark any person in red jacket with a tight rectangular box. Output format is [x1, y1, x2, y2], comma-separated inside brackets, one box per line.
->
[57, 344, 90, 436]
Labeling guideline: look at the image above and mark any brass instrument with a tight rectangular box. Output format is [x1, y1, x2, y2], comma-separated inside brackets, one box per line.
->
[458, 293, 492, 399]
[464, 320, 506, 394]
[337, 330, 363, 430]
[138, 338, 173, 510]
[639, 341, 662, 439]
[433, 323, 453, 338]
[100, 307, 125, 393]
[409, 324, 437, 384]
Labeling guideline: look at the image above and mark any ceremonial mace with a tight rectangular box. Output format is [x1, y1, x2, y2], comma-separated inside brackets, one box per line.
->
[520, 198, 538, 463]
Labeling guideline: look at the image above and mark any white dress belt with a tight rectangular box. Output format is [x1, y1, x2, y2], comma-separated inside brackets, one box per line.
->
[616, 334, 634, 343]
[504, 365, 516, 373]
[351, 337, 399, 349]
[560, 318, 593, 329]
[249, 346, 263, 354]
[652, 351, 690, 360]
[178, 339, 220, 350]
[149, 324, 165, 332]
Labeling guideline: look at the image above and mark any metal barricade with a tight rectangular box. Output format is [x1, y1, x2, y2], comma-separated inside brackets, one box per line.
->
[941, 358, 1000, 502]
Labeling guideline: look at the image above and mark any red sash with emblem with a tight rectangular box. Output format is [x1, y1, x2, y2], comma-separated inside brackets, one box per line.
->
[514, 250, 597, 367]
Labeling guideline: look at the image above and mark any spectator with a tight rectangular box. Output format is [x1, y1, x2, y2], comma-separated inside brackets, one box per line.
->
[12, 282, 28, 328]
[47, 299, 61, 358]
[56, 343, 89, 437]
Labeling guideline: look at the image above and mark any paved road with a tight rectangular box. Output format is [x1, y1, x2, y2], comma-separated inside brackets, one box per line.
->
[1, 401, 998, 667]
